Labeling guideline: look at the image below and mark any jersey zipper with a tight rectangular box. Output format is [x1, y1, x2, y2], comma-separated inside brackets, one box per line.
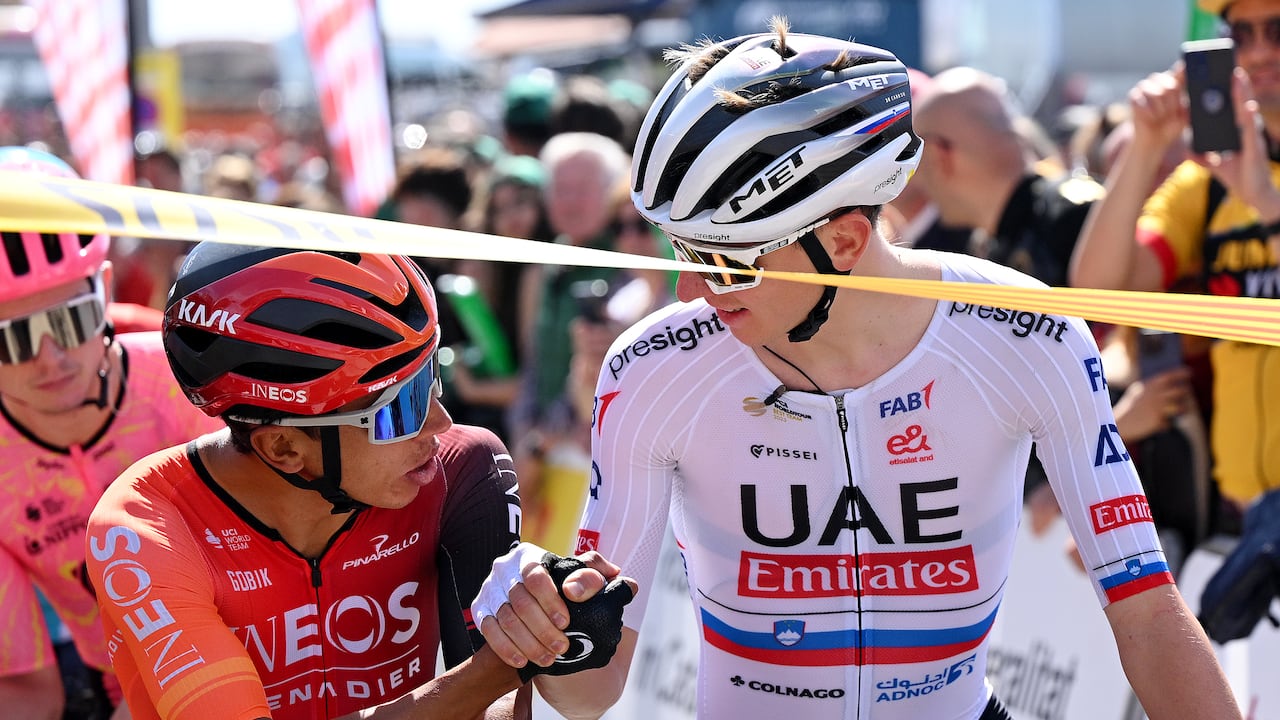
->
[834, 394, 865, 719]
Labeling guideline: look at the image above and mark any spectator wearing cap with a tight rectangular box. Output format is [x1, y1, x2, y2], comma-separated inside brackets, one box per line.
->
[502, 71, 558, 158]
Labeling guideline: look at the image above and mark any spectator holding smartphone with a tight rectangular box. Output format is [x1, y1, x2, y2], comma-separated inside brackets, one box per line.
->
[1071, 0, 1280, 509]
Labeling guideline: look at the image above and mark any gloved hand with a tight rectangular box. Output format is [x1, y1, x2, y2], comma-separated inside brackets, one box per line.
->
[517, 552, 634, 683]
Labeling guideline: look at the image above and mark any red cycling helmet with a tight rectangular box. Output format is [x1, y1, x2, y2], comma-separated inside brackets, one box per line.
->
[163, 243, 439, 418]
[0, 146, 109, 303]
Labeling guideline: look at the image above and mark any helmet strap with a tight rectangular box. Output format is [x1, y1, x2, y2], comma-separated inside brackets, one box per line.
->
[83, 322, 117, 410]
[253, 425, 369, 515]
[787, 229, 850, 343]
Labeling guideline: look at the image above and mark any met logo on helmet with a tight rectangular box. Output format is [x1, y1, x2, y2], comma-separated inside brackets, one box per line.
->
[177, 298, 240, 334]
[849, 73, 900, 90]
[728, 148, 806, 216]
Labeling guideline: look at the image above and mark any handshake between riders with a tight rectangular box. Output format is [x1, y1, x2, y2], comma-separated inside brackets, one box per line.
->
[474, 545, 638, 682]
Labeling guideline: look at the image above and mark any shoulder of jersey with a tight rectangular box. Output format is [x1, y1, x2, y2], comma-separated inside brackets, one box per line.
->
[602, 299, 732, 384]
[118, 331, 172, 382]
[936, 251, 1045, 290]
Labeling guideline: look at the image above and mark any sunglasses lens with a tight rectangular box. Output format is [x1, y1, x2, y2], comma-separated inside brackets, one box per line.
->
[0, 294, 105, 364]
[1231, 18, 1280, 49]
[670, 238, 758, 289]
[1267, 18, 1280, 45]
[369, 354, 440, 443]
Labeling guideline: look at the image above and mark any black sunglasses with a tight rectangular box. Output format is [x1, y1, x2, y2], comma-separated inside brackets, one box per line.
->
[1230, 17, 1280, 51]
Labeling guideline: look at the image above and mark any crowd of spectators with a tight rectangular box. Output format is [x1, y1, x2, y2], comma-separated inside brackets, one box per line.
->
[8, 1, 1280, 712]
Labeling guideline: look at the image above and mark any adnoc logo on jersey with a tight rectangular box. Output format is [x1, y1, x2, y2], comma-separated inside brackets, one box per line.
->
[875, 653, 976, 703]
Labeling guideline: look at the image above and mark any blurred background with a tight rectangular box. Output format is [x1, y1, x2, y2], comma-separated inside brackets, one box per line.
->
[0, 0, 1212, 199]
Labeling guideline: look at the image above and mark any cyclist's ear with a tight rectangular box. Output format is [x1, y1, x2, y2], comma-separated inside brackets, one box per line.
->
[826, 209, 875, 272]
[249, 425, 313, 475]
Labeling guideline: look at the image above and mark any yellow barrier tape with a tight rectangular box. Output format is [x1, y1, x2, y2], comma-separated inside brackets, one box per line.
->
[1, 170, 1278, 347]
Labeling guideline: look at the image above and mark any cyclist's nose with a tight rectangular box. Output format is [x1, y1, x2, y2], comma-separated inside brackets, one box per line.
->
[676, 272, 711, 303]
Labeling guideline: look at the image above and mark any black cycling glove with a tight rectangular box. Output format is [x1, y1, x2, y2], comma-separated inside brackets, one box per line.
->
[518, 552, 634, 683]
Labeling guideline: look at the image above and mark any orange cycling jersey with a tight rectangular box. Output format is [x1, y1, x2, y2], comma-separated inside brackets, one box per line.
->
[0, 332, 220, 678]
[85, 425, 521, 720]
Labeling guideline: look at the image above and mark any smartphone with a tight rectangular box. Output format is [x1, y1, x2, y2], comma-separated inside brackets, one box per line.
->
[1136, 328, 1184, 379]
[1182, 38, 1240, 154]
[570, 279, 611, 324]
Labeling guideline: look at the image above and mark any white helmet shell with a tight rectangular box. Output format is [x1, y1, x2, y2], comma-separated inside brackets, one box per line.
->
[632, 32, 921, 245]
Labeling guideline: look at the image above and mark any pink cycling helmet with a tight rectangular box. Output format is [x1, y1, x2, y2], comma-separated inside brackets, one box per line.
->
[0, 146, 109, 304]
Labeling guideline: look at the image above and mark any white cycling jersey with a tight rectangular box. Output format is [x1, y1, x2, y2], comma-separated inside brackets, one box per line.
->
[577, 252, 1169, 719]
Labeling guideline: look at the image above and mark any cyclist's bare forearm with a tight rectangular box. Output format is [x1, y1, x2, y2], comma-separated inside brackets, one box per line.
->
[338, 644, 525, 720]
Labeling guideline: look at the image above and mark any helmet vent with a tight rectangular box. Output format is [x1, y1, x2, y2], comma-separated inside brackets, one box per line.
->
[251, 298, 404, 349]
[1, 232, 30, 276]
[359, 344, 428, 386]
[311, 277, 431, 332]
[41, 233, 64, 264]
[237, 360, 332, 384]
[77, 234, 97, 251]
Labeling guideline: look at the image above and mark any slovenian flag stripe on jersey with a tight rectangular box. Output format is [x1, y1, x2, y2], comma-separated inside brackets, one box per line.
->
[700, 605, 999, 667]
[1099, 558, 1174, 603]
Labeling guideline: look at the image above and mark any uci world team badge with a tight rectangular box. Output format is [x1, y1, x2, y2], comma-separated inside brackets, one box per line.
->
[774, 620, 805, 646]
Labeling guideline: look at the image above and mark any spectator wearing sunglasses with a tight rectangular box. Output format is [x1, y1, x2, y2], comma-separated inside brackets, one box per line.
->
[470, 19, 1241, 720]
[84, 243, 630, 720]
[0, 146, 223, 720]
[1071, 0, 1280, 510]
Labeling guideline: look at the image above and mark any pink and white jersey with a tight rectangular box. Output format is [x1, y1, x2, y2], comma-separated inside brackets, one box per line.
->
[0, 332, 221, 675]
[578, 253, 1169, 719]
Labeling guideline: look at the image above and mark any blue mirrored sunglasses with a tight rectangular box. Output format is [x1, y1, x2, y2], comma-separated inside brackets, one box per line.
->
[276, 353, 443, 444]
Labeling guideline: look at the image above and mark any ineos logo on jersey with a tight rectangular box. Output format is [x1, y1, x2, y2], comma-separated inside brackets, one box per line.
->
[749, 445, 818, 461]
[89, 525, 205, 688]
[553, 631, 595, 666]
[177, 298, 240, 334]
[878, 380, 935, 418]
[608, 314, 726, 379]
[947, 302, 1069, 342]
[233, 581, 421, 665]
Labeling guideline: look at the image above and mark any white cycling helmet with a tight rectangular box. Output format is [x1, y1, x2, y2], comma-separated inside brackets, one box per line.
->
[632, 30, 921, 246]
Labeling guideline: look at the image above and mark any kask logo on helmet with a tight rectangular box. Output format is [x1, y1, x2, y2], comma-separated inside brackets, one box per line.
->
[176, 298, 240, 335]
